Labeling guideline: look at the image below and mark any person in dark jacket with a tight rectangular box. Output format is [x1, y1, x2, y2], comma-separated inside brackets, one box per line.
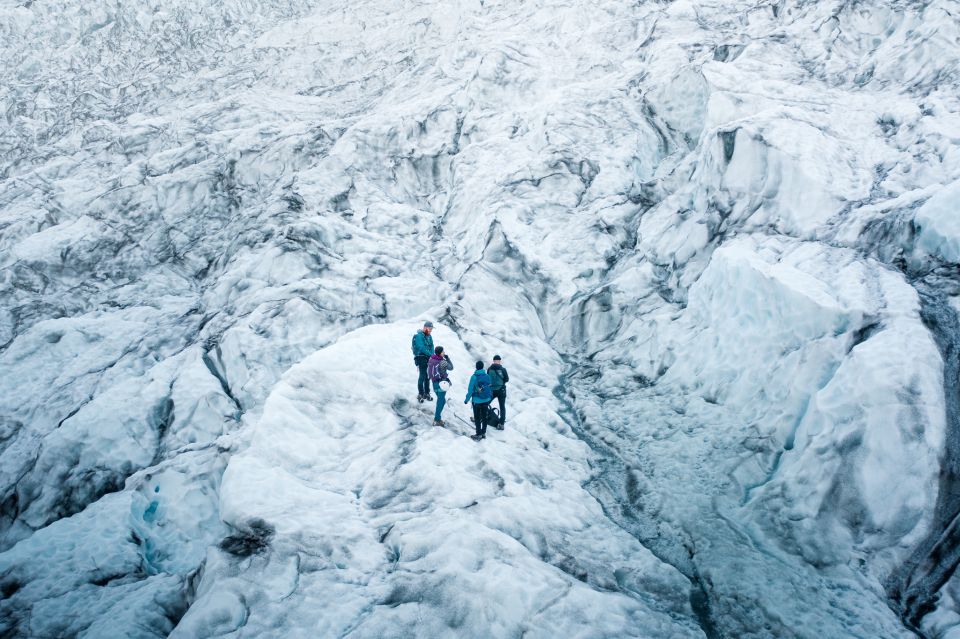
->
[428, 346, 453, 426]
[411, 321, 434, 402]
[464, 361, 493, 441]
[487, 355, 509, 429]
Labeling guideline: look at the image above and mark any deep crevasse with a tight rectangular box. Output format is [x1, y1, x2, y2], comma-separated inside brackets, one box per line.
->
[1, 0, 959, 637]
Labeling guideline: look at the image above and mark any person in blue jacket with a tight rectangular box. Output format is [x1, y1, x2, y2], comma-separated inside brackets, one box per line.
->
[411, 321, 434, 402]
[464, 361, 493, 441]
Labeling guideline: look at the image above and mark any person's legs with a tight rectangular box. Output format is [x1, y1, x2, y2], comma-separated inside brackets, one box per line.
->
[477, 402, 489, 438]
[472, 402, 483, 438]
[433, 381, 446, 422]
[417, 359, 429, 397]
[495, 388, 506, 425]
[422, 365, 433, 399]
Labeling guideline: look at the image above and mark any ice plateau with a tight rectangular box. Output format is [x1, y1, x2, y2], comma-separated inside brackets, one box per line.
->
[1, 0, 960, 637]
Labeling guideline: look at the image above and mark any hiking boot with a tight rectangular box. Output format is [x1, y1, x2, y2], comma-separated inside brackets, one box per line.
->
[433, 419, 445, 427]
[424, 394, 434, 402]
[417, 394, 424, 403]
[494, 423, 504, 431]
[470, 434, 482, 442]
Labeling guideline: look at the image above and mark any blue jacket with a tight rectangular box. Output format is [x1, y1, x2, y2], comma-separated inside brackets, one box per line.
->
[411, 330, 434, 359]
[464, 370, 493, 404]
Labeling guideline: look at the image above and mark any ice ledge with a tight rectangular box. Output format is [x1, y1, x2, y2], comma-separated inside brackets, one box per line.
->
[183, 321, 705, 637]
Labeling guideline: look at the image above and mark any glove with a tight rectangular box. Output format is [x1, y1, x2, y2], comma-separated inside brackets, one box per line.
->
[463, 400, 469, 405]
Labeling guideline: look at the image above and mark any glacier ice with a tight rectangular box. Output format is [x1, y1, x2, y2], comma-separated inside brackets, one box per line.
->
[1, 0, 960, 637]
[177, 323, 700, 637]
[915, 180, 960, 265]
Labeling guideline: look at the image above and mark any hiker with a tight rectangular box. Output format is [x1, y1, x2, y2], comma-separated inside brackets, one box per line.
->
[411, 321, 434, 402]
[487, 355, 509, 430]
[428, 346, 454, 426]
[464, 361, 493, 441]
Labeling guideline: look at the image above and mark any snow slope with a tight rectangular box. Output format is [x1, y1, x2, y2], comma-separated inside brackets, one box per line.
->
[173, 323, 701, 637]
[1, 0, 959, 637]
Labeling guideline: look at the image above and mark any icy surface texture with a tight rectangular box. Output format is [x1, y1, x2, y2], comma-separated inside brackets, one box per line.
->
[176, 323, 700, 637]
[1, 0, 959, 637]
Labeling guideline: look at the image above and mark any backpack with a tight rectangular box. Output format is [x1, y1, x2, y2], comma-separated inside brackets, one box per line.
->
[473, 372, 493, 402]
[428, 357, 445, 382]
[485, 406, 501, 430]
[488, 367, 505, 390]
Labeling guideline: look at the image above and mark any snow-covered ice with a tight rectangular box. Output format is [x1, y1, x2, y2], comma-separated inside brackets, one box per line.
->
[173, 322, 701, 637]
[2, 0, 960, 637]
[915, 180, 960, 265]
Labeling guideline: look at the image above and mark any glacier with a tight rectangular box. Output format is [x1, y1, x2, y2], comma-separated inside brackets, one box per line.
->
[1, 0, 959, 637]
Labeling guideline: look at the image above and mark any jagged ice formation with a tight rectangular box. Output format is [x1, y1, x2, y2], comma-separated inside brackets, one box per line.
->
[1, 0, 960, 637]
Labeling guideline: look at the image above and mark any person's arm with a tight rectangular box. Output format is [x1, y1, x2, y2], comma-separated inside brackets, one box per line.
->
[503, 367, 509, 383]
[464, 376, 475, 403]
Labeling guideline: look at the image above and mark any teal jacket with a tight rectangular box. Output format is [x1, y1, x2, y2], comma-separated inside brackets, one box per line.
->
[411, 330, 434, 359]
[487, 364, 509, 391]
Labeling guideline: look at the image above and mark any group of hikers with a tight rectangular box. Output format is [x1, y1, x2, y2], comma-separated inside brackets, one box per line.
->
[411, 321, 510, 442]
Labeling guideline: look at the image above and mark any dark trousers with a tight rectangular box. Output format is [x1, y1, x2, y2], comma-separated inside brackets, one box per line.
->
[416, 357, 429, 397]
[472, 402, 490, 437]
[492, 388, 506, 424]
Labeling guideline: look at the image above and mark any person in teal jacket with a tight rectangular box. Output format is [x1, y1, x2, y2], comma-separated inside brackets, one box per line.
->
[411, 321, 434, 402]
[464, 361, 493, 441]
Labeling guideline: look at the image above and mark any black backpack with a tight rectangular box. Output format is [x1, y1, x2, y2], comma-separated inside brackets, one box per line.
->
[485, 406, 501, 429]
